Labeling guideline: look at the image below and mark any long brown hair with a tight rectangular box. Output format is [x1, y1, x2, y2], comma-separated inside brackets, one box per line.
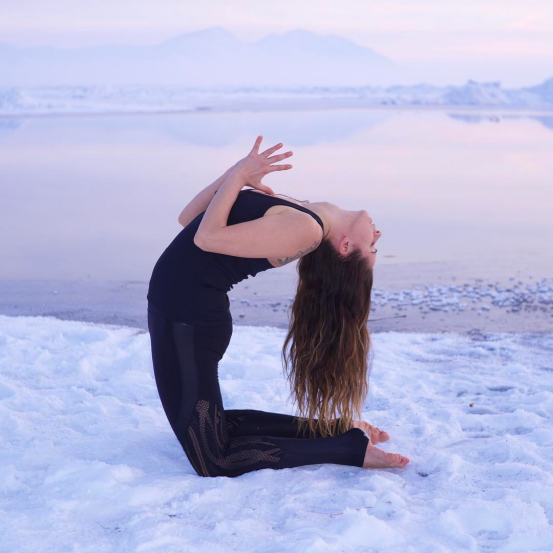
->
[281, 237, 374, 439]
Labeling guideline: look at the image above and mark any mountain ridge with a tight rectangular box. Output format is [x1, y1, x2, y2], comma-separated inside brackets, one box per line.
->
[0, 27, 401, 87]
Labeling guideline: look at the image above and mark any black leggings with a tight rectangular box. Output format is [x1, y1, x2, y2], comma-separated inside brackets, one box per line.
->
[147, 301, 369, 478]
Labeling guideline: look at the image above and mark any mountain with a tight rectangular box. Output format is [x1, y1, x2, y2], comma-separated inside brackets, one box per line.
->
[0, 27, 403, 87]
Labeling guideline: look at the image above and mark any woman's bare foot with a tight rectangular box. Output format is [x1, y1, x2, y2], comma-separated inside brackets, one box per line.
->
[352, 420, 390, 444]
[362, 442, 410, 469]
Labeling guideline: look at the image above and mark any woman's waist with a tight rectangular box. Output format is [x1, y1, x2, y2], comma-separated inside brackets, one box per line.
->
[147, 297, 232, 326]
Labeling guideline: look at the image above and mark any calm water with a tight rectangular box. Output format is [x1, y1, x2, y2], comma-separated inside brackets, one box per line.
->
[1, 109, 552, 281]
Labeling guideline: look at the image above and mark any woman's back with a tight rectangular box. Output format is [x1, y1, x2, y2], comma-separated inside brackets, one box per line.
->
[147, 189, 324, 326]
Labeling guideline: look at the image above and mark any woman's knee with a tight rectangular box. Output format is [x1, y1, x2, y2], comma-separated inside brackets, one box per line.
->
[182, 398, 231, 477]
[182, 398, 283, 478]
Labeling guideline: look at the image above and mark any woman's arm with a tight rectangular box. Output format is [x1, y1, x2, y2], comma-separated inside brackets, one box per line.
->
[194, 136, 291, 240]
[177, 166, 235, 228]
[194, 167, 248, 239]
[192, 157, 320, 264]
[193, 137, 315, 263]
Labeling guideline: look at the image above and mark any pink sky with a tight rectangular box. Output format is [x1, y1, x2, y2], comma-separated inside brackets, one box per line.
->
[1, 0, 551, 86]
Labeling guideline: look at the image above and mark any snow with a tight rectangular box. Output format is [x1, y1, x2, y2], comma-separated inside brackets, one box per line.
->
[372, 277, 553, 315]
[0, 77, 552, 117]
[0, 313, 552, 552]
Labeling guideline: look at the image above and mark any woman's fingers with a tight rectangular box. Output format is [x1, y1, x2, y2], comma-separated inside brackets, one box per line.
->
[260, 142, 283, 158]
[266, 151, 293, 164]
[265, 150, 293, 172]
[250, 135, 263, 154]
[266, 164, 293, 173]
[245, 137, 292, 178]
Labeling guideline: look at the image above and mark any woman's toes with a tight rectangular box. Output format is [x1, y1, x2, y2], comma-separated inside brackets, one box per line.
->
[396, 455, 410, 467]
[386, 452, 409, 468]
[363, 443, 410, 469]
[389, 454, 402, 467]
[371, 428, 389, 443]
[352, 421, 391, 444]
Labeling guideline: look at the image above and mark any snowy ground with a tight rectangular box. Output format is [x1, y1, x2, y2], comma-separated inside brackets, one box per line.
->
[0, 314, 552, 552]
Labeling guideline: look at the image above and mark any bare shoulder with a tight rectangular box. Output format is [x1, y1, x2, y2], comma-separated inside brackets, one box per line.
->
[195, 205, 323, 263]
[266, 208, 323, 267]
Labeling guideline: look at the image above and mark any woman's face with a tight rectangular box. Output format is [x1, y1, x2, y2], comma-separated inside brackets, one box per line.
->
[353, 210, 381, 269]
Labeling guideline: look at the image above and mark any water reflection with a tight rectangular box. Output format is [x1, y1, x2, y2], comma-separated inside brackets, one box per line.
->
[0, 109, 392, 146]
[0, 109, 551, 280]
[448, 113, 553, 131]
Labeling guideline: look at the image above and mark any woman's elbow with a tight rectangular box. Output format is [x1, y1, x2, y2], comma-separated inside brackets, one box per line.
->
[193, 231, 211, 251]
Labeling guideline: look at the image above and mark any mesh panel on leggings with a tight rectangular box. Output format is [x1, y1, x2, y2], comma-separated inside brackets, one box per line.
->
[184, 398, 283, 477]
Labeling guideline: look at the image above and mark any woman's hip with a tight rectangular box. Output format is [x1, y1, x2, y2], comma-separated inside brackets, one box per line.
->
[148, 305, 233, 369]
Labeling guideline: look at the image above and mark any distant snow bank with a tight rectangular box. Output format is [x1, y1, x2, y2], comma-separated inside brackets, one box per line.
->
[1, 78, 552, 116]
[1, 313, 552, 551]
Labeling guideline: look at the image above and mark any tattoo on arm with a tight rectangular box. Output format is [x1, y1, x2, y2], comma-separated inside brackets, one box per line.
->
[276, 240, 320, 267]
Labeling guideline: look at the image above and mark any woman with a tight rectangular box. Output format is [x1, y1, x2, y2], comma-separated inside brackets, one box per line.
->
[147, 136, 410, 478]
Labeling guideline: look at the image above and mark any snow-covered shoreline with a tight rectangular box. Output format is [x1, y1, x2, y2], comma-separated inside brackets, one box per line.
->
[1, 78, 552, 117]
[1, 272, 552, 335]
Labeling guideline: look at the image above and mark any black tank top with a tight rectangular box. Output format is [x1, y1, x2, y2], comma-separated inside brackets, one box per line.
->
[147, 189, 325, 326]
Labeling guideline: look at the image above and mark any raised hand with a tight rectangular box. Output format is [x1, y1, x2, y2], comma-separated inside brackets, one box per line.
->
[233, 135, 293, 195]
